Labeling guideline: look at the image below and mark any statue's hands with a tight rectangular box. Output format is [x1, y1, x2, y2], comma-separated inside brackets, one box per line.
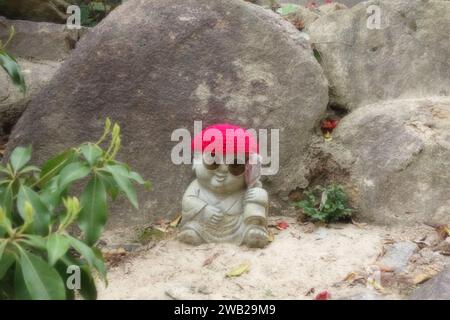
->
[244, 187, 268, 206]
[204, 205, 224, 225]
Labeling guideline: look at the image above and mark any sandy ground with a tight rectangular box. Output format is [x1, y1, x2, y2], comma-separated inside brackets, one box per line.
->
[97, 217, 446, 300]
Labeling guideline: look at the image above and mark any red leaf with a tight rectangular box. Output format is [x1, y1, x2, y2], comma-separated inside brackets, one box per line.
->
[314, 290, 331, 300]
[320, 119, 339, 130]
[276, 221, 289, 230]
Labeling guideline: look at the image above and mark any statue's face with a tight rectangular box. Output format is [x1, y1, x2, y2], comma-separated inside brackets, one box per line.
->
[194, 153, 246, 194]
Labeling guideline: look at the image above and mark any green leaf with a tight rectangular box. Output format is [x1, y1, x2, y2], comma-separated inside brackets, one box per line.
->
[0, 184, 13, 220]
[57, 161, 90, 191]
[0, 206, 12, 235]
[0, 251, 15, 280]
[21, 234, 47, 250]
[67, 235, 106, 280]
[0, 50, 26, 93]
[128, 171, 146, 184]
[17, 185, 50, 235]
[19, 165, 40, 174]
[9, 145, 31, 173]
[53, 259, 75, 300]
[58, 255, 97, 300]
[313, 49, 322, 63]
[15, 262, 31, 300]
[39, 149, 76, 188]
[90, 1, 107, 11]
[39, 177, 61, 210]
[103, 165, 138, 208]
[81, 143, 103, 167]
[97, 173, 119, 200]
[276, 3, 299, 16]
[0, 240, 6, 260]
[46, 234, 70, 266]
[78, 176, 107, 246]
[78, 264, 98, 300]
[19, 250, 66, 300]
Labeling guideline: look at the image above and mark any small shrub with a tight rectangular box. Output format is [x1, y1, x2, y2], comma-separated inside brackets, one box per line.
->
[0, 119, 149, 299]
[294, 184, 353, 223]
[69, 0, 122, 27]
[0, 25, 26, 93]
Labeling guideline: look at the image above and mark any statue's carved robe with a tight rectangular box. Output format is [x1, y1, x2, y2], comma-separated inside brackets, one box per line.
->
[181, 180, 262, 245]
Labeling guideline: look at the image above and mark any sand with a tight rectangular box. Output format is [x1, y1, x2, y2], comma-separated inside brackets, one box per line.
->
[97, 217, 437, 300]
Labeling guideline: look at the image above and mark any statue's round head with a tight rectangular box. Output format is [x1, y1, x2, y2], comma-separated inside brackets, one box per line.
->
[191, 124, 261, 195]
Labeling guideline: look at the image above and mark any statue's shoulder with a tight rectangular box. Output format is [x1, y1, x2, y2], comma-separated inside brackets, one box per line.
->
[183, 179, 201, 195]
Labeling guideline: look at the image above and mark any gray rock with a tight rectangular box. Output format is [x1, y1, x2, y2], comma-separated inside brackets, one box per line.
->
[245, 0, 280, 10]
[0, 59, 61, 135]
[283, 3, 348, 31]
[0, 0, 69, 24]
[317, 3, 348, 15]
[409, 266, 450, 300]
[318, 98, 450, 224]
[378, 241, 418, 273]
[7, 0, 328, 230]
[0, 17, 86, 133]
[278, 0, 364, 7]
[284, 6, 321, 30]
[308, 0, 450, 110]
[0, 16, 87, 61]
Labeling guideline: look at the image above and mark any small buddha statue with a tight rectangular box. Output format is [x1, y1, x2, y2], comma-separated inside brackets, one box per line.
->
[178, 124, 270, 248]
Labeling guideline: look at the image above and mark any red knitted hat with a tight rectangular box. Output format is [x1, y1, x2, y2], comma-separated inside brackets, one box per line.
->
[191, 123, 259, 155]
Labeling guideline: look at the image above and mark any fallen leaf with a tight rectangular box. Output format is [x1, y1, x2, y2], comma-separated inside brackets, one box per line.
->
[412, 267, 440, 285]
[367, 277, 384, 292]
[323, 131, 333, 142]
[305, 288, 315, 296]
[352, 219, 367, 229]
[154, 226, 168, 233]
[103, 248, 127, 267]
[169, 214, 182, 228]
[436, 225, 450, 241]
[226, 263, 250, 278]
[203, 252, 220, 267]
[268, 230, 274, 242]
[276, 221, 289, 230]
[314, 290, 331, 300]
[343, 272, 358, 282]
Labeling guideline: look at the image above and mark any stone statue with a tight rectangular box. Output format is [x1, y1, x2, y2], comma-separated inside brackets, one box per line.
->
[178, 124, 270, 248]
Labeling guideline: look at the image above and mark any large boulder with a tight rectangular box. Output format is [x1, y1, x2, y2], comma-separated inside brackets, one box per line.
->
[0, 16, 85, 61]
[278, 0, 364, 7]
[0, 0, 69, 24]
[0, 59, 60, 135]
[283, 3, 348, 31]
[317, 98, 450, 225]
[308, 0, 450, 110]
[7, 0, 328, 228]
[0, 17, 85, 135]
[409, 266, 450, 300]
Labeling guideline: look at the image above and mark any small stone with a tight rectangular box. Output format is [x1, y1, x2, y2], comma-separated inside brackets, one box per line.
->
[197, 285, 213, 295]
[378, 241, 419, 273]
[314, 228, 328, 240]
[109, 243, 142, 252]
[165, 286, 193, 300]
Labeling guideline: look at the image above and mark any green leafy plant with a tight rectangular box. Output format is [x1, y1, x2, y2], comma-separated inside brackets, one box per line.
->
[70, 0, 122, 27]
[276, 3, 300, 16]
[0, 25, 26, 93]
[294, 184, 354, 223]
[0, 119, 149, 299]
